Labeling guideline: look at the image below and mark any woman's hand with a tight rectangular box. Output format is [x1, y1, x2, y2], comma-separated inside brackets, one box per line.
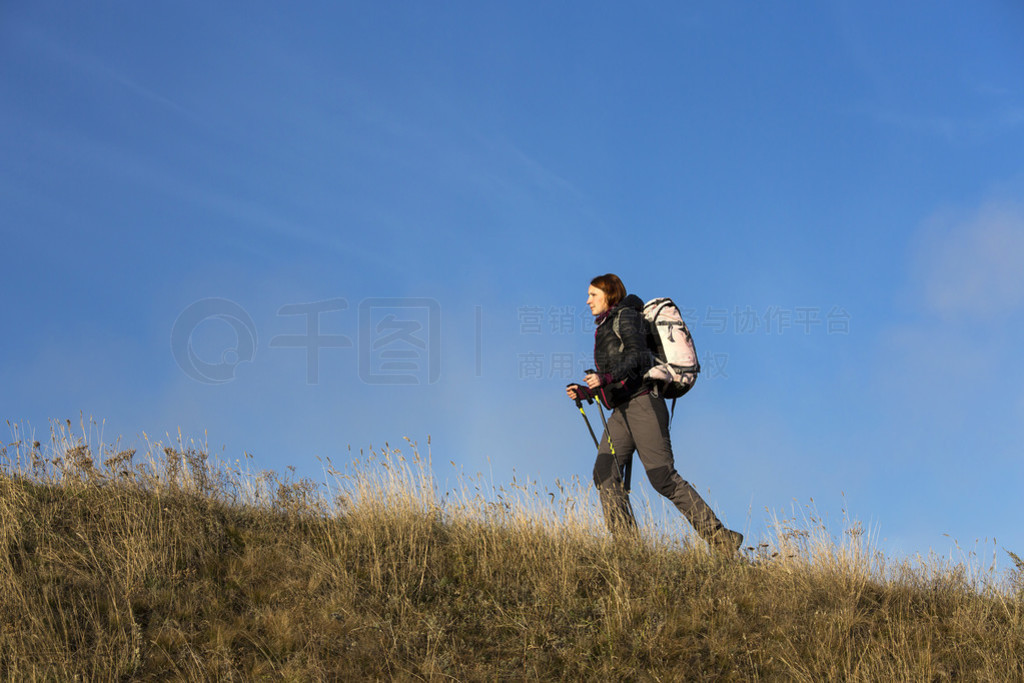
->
[567, 383, 594, 401]
[567, 373, 603, 401]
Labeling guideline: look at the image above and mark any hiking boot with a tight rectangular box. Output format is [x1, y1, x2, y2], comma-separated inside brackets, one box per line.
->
[710, 528, 743, 557]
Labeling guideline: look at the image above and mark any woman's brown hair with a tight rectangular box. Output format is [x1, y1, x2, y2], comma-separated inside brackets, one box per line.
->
[590, 273, 626, 309]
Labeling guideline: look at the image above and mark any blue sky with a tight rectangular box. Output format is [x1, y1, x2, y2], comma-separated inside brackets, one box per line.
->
[3, 2, 1023, 564]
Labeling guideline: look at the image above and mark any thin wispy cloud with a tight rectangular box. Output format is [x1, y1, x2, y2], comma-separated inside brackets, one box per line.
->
[915, 199, 1024, 321]
[860, 104, 1024, 142]
[14, 19, 204, 126]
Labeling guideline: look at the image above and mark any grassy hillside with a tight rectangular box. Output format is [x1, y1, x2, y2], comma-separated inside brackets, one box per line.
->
[2, 422, 1023, 680]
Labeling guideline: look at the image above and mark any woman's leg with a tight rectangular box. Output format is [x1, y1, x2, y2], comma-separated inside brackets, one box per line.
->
[592, 407, 638, 536]
[625, 394, 733, 543]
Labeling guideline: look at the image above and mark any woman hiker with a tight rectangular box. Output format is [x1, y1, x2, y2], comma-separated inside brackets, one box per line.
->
[565, 273, 743, 556]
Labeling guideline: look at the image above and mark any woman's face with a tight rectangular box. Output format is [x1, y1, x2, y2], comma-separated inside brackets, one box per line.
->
[587, 285, 610, 316]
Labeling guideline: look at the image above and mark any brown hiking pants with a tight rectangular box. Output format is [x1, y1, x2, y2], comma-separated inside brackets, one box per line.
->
[592, 392, 725, 539]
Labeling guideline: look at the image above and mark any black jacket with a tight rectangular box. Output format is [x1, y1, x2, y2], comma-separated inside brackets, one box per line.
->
[593, 294, 653, 409]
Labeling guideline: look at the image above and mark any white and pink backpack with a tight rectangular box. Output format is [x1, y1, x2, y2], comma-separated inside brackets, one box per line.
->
[643, 297, 701, 400]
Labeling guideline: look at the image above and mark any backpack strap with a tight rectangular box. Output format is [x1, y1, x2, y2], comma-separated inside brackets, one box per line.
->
[611, 309, 624, 351]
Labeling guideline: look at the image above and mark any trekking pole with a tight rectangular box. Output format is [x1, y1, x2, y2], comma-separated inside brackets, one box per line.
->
[574, 398, 600, 450]
[587, 369, 631, 492]
[570, 389, 600, 450]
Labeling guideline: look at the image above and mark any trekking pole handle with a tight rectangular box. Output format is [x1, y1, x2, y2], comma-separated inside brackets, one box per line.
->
[566, 383, 593, 406]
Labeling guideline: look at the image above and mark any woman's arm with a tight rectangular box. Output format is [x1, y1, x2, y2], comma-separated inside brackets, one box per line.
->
[604, 307, 649, 383]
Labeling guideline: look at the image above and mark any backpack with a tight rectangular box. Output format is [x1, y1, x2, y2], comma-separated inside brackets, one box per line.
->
[642, 297, 701, 400]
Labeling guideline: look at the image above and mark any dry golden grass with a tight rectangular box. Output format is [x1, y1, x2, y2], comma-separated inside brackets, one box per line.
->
[2, 418, 1022, 680]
